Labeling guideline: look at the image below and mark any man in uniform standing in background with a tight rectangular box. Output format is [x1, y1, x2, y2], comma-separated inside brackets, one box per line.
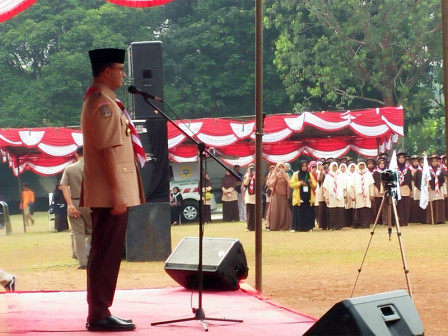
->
[81, 48, 145, 332]
[60, 145, 92, 270]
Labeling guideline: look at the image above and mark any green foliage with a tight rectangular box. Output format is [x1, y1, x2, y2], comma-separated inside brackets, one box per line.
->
[265, 0, 444, 153]
[266, 0, 442, 110]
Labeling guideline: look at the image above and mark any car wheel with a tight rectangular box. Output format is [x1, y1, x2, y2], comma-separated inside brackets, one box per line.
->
[181, 199, 199, 222]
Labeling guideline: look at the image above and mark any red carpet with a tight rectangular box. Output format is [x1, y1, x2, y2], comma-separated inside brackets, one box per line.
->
[0, 284, 316, 335]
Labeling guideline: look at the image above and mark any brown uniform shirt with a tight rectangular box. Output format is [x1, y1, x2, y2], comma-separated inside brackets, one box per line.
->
[60, 159, 84, 199]
[80, 84, 144, 208]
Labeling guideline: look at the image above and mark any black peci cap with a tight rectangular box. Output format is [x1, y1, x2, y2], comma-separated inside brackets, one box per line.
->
[89, 48, 125, 66]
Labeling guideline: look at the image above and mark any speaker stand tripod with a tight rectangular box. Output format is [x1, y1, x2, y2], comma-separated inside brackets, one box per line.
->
[351, 189, 413, 299]
[131, 90, 244, 331]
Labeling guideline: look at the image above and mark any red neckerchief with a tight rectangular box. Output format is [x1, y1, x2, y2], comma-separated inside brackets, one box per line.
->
[248, 175, 255, 195]
[83, 86, 99, 100]
[429, 166, 442, 195]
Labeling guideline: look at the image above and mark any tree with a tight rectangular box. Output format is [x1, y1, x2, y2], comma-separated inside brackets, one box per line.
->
[0, 0, 163, 127]
[159, 0, 291, 118]
[266, 0, 442, 113]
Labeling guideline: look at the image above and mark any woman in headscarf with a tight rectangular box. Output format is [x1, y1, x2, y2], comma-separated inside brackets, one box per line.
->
[243, 163, 256, 231]
[317, 160, 329, 230]
[221, 169, 239, 222]
[308, 161, 319, 225]
[425, 154, 445, 224]
[266, 161, 291, 231]
[170, 186, 183, 225]
[345, 162, 357, 227]
[199, 170, 213, 223]
[264, 165, 275, 230]
[396, 151, 413, 226]
[290, 159, 317, 232]
[372, 157, 388, 225]
[349, 160, 375, 228]
[322, 161, 346, 230]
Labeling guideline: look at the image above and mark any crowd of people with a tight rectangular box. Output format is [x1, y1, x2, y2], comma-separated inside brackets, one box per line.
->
[226, 151, 448, 232]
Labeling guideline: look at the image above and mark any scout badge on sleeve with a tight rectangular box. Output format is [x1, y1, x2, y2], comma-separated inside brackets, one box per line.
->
[99, 102, 111, 118]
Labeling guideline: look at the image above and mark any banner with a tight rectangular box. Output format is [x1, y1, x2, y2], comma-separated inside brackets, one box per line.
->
[419, 155, 430, 209]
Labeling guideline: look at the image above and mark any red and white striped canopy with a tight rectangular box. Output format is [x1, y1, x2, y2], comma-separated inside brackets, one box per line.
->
[168, 106, 403, 166]
[0, 107, 403, 176]
[0, 0, 174, 23]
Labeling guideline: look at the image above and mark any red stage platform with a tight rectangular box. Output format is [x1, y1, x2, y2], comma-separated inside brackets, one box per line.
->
[0, 284, 316, 335]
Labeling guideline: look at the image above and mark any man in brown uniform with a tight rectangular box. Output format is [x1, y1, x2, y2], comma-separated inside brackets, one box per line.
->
[81, 48, 145, 332]
[60, 145, 92, 270]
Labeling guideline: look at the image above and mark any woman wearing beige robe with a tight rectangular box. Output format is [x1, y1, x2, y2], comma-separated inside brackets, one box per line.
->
[266, 161, 291, 231]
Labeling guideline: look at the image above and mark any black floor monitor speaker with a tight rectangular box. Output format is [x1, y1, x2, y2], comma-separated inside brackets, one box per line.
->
[164, 237, 249, 291]
[303, 290, 424, 336]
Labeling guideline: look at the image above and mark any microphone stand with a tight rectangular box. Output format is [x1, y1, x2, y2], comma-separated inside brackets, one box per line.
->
[133, 91, 243, 331]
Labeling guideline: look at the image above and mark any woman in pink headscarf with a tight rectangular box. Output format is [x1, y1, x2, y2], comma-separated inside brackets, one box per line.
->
[266, 161, 291, 231]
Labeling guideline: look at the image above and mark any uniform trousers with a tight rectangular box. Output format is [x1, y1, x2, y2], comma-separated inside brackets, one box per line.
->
[246, 203, 255, 231]
[69, 201, 92, 267]
[237, 193, 246, 221]
[395, 195, 412, 226]
[24, 206, 34, 226]
[318, 201, 328, 229]
[87, 208, 128, 322]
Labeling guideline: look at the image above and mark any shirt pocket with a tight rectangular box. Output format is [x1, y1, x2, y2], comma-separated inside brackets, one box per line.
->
[116, 162, 134, 175]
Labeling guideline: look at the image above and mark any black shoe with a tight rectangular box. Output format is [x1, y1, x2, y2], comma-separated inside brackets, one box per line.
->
[111, 315, 133, 324]
[78, 265, 87, 270]
[86, 315, 135, 331]
[5, 276, 15, 291]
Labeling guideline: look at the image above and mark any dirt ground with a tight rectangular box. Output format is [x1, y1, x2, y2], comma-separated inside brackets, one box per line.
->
[2, 216, 447, 335]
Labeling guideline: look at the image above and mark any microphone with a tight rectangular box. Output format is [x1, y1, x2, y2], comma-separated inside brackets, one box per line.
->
[128, 86, 163, 102]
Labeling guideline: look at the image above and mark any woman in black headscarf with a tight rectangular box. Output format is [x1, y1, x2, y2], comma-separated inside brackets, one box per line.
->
[221, 170, 239, 222]
[289, 160, 317, 232]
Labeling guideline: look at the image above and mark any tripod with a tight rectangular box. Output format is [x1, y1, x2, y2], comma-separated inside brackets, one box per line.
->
[351, 188, 413, 299]
[128, 87, 243, 331]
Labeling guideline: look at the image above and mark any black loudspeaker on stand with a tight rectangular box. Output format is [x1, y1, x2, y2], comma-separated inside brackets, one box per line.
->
[164, 237, 248, 291]
[303, 290, 424, 336]
[128, 85, 244, 331]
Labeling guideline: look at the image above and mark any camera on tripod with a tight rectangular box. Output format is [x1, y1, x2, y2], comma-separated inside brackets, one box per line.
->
[381, 169, 398, 192]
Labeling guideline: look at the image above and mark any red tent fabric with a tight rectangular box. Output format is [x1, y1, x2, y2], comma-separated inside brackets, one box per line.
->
[0, 0, 37, 23]
[0, 107, 403, 175]
[0, 0, 174, 23]
[104, 0, 175, 7]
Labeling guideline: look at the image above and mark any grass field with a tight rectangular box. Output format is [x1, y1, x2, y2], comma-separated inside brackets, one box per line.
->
[1, 212, 447, 335]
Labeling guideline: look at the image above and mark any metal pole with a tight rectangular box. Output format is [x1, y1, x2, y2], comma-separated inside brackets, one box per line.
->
[442, 0, 448, 159]
[255, 0, 263, 292]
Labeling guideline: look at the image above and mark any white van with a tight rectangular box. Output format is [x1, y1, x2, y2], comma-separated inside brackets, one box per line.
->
[169, 162, 216, 223]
